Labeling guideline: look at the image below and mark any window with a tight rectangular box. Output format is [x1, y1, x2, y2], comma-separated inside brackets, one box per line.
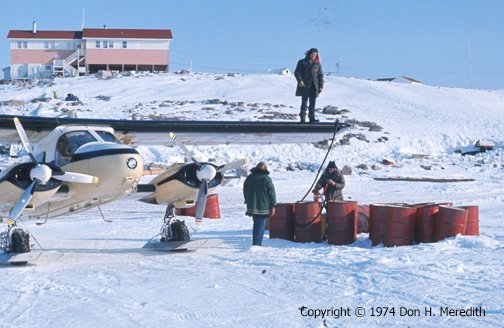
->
[103, 41, 108, 48]
[96, 131, 119, 143]
[122, 41, 127, 49]
[45, 65, 52, 70]
[17, 41, 27, 49]
[55, 131, 98, 166]
[108, 41, 114, 48]
[44, 41, 55, 49]
[96, 41, 100, 48]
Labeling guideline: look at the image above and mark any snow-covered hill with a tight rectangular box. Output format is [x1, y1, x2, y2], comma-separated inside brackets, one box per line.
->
[0, 73, 502, 327]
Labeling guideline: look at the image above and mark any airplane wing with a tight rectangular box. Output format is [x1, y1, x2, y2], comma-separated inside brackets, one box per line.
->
[0, 115, 350, 145]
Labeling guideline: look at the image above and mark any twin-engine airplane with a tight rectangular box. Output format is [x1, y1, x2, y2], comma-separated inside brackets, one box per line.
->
[0, 115, 349, 260]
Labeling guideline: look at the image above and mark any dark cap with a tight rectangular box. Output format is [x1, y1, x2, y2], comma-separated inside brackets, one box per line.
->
[327, 161, 337, 169]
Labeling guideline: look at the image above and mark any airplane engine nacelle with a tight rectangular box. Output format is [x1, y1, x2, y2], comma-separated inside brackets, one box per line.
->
[141, 162, 223, 206]
[0, 163, 63, 216]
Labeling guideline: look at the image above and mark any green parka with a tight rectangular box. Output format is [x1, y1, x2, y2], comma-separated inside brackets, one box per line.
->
[243, 167, 276, 216]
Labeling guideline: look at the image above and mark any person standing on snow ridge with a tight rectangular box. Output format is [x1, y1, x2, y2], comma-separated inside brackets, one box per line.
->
[294, 47, 324, 123]
[312, 161, 345, 201]
[243, 161, 277, 246]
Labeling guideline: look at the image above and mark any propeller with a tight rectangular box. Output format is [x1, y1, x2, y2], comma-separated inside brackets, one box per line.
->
[8, 117, 99, 222]
[191, 157, 249, 224]
[216, 158, 250, 173]
[169, 129, 249, 224]
[193, 161, 217, 224]
[9, 179, 39, 223]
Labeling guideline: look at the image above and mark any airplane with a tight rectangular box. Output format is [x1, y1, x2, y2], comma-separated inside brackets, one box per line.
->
[0, 115, 350, 261]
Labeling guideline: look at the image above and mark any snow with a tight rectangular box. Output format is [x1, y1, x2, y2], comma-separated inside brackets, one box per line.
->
[0, 72, 503, 327]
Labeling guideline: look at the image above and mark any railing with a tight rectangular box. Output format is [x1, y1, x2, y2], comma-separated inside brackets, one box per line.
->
[63, 49, 81, 66]
[53, 49, 84, 77]
[65, 65, 78, 76]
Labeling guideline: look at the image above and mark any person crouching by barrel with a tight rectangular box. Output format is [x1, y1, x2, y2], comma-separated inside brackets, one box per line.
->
[312, 161, 345, 201]
[243, 161, 277, 246]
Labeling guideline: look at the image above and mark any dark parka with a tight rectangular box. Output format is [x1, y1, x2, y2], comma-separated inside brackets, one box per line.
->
[243, 167, 276, 216]
[294, 54, 324, 97]
[314, 167, 345, 201]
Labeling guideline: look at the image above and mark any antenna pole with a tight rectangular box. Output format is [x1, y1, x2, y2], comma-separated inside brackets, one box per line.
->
[336, 57, 341, 76]
[81, 8, 85, 30]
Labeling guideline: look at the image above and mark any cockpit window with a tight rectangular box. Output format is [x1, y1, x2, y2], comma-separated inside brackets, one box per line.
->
[96, 131, 119, 143]
[55, 131, 97, 166]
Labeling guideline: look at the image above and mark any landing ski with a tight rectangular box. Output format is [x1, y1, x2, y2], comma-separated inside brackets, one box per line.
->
[142, 239, 223, 252]
[0, 251, 64, 265]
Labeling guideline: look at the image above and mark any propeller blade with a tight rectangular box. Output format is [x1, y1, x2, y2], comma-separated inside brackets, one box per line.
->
[195, 179, 208, 222]
[52, 171, 99, 184]
[191, 157, 202, 168]
[9, 180, 38, 221]
[179, 144, 195, 162]
[217, 158, 250, 173]
[13, 117, 38, 164]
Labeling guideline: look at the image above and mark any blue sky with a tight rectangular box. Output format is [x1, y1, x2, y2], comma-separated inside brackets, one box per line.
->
[1, 0, 503, 89]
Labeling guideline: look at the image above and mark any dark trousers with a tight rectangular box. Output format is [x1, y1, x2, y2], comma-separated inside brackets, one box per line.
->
[300, 84, 317, 121]
[252, 216, 267, 246]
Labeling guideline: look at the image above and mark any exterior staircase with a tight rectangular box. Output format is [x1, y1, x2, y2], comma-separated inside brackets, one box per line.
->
[53, 49, 85, 77]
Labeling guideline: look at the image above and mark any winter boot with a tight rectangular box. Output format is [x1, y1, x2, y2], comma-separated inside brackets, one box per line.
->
[308, 114, 319, 123]
[299, 105, 307, 123]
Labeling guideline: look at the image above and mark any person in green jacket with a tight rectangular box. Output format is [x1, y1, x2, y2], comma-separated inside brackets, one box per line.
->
[243, 162, 277, 246]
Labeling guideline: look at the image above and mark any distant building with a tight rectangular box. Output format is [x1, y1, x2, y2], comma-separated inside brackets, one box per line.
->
[376, 76, 422, 84]
[268, 68, 291, 75]
[6, 21, 173, 79]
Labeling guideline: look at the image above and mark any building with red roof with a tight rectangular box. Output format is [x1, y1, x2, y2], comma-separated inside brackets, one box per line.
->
[6, 21, 173, 79]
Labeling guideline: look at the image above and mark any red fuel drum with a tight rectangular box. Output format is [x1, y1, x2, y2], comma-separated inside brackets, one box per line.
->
[326, 201, 358, 245]
[204, 194, 221, 219]
[383, 205, 416, 247]
[408, 202, 436, 208]
[294, 201, 323, 243]
[369, 204, 388, 246]
[435, 206, 468, 241]
[459, 205, 480, 236]
[415, 205, 440, 243]
[269, 203, 295, 241]
[178, 194, 221, 219]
